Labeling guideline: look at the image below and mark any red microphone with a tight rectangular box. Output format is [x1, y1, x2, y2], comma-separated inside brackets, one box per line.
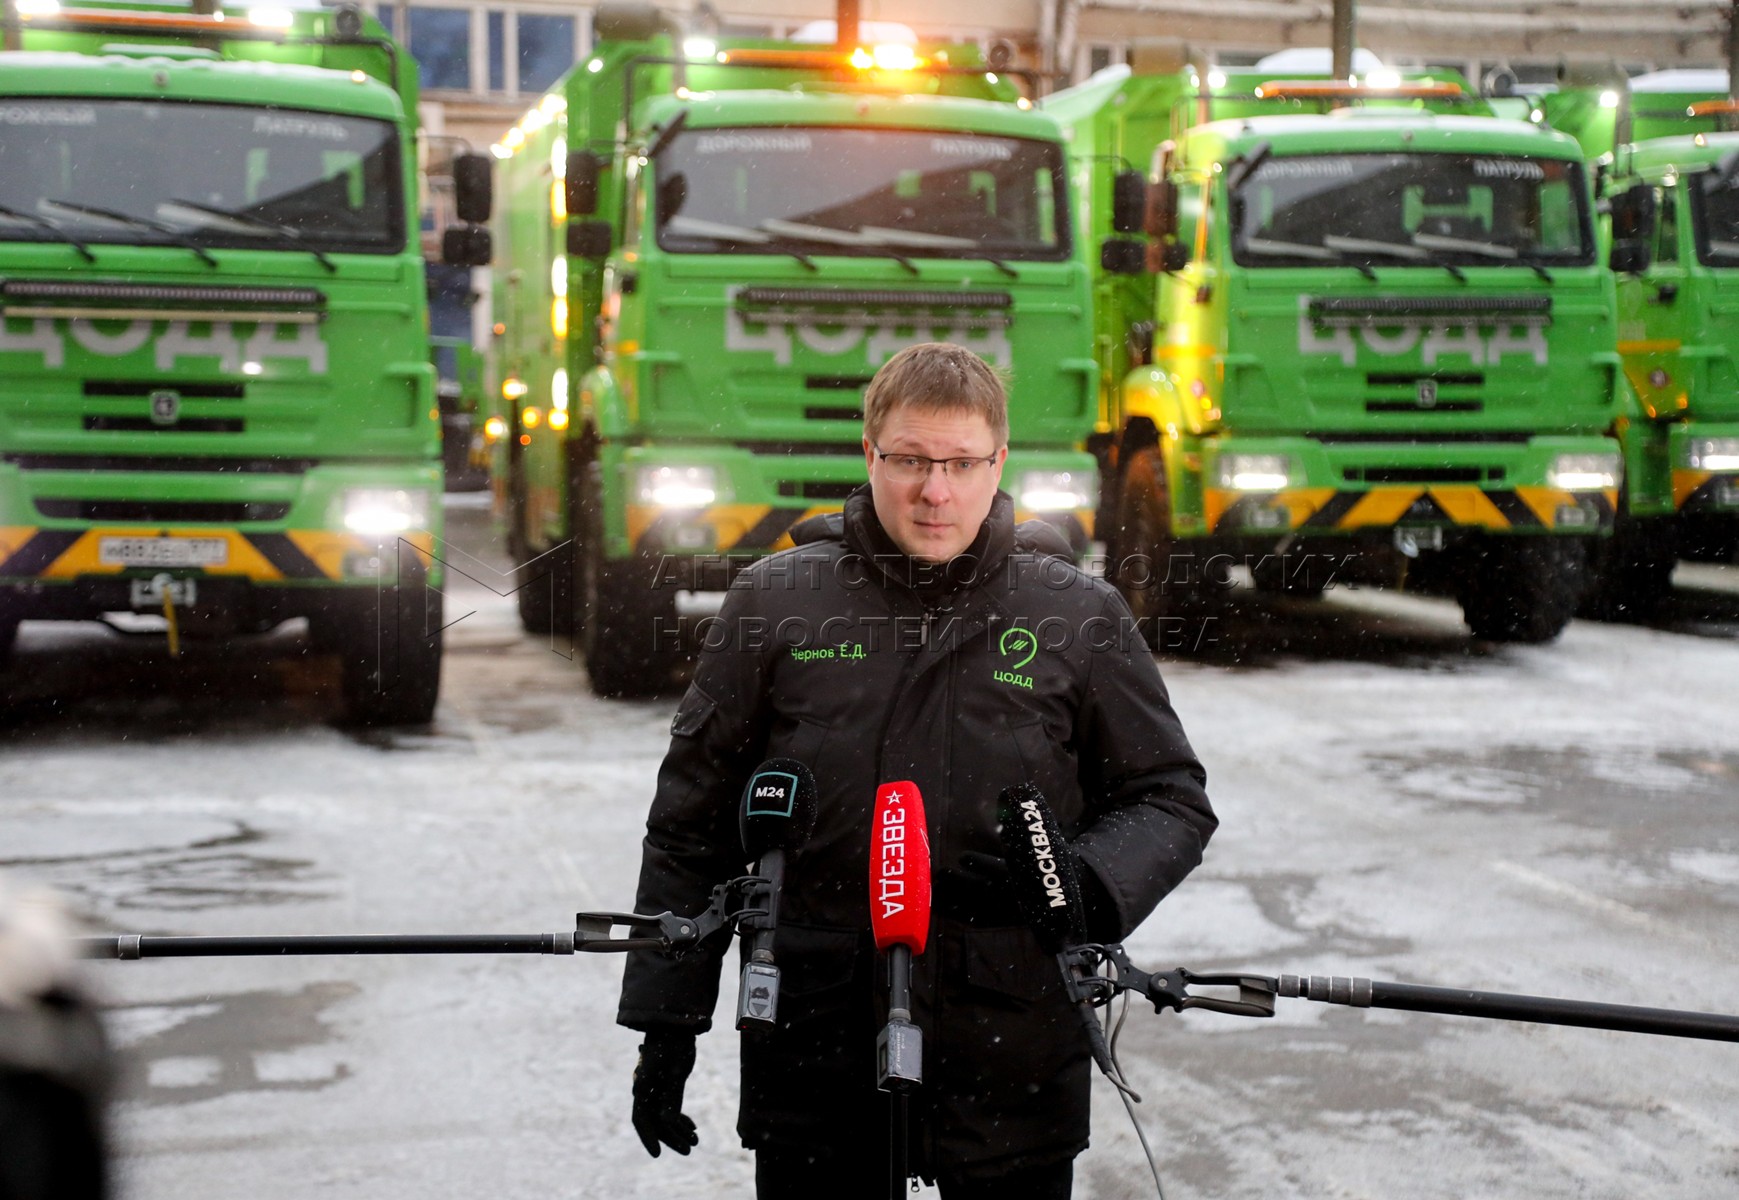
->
[871, 781, 929, 1095]
[871, 781, 931, 956]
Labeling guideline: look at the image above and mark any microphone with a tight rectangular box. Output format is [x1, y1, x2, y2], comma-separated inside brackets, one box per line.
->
[871, 781, 930, 1091]
[734, 759, 817, 1030]
[997, 783, 1120, 1083]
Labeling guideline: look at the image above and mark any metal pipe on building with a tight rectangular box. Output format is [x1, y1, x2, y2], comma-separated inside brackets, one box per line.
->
[1332, 0, 1355, 80]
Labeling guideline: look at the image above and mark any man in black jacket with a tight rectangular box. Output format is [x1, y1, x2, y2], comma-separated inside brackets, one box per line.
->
[618, 342, 1215, 1198]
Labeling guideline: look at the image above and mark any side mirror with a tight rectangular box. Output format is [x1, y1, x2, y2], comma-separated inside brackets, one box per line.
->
[1609, 240, 1651, 275]
[441, 225, 492, 267]
[1101, 237, 1146, 275]
[1609, 181, 1656, 241]
[567, 219, 613, 260]
[1149, 240, 1190, 273]
[1111, 170, 1147, 234]
[1144, 178, 1179, 239]
[452, 154, 493, 224]
[566, 149, 604, 216]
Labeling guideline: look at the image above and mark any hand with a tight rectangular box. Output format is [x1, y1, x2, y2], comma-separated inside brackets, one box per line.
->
[631, 1030, 699, 1158]
[956, 849, 1012, 891]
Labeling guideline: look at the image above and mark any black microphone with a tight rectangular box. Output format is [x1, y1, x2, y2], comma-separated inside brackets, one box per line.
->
[997, 783, 1119, 1081]
[735, 759, 818, 1029]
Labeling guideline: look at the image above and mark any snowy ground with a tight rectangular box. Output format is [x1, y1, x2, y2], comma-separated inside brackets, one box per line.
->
[3, 493, 1739, 1200]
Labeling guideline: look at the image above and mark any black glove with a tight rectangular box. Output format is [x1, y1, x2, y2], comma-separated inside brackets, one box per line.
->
[957, 848, 1121, 942]
[631, 1030, 699, 1158]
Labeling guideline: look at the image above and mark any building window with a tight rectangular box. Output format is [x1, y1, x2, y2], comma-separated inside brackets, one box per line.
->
[408, 6, 473, 91]
[376, 3, 397, 38]
[518, 13, 576, 94]
[487, 10, 507, 92]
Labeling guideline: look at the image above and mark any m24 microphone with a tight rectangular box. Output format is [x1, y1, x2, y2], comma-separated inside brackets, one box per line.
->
[735, 759, 817, 1030]
[998, 784, 1121, 1084]
[871, 781, 930, 1092]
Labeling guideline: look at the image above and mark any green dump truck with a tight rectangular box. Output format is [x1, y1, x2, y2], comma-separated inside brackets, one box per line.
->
[1046, 61, 1626, 643]
[0, 0, 489, 722]
[493, 4, 1101, 695]
[1543, 70, 1739, 614]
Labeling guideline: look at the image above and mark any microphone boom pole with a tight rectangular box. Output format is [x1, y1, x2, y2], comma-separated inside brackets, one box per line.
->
[1070, 944, 1739, 1044]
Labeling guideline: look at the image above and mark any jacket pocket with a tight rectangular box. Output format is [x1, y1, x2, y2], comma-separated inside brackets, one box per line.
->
[959, 925, 1064, 1007]
[669, 682, 717, 737]
[764, 920, 862, 1005]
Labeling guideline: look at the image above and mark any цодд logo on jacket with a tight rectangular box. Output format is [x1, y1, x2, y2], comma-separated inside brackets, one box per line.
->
[995, 628, 1037, 691]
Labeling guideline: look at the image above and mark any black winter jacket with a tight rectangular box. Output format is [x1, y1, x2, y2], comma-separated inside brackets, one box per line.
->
[617, 487, 1215, 1175]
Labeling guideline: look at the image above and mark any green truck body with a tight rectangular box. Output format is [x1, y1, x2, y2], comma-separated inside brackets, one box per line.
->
[0, 1, 447, 722]
[493, 6, 1099, 695]
[1045, 64, 1623, 643]
[1543, 72, 1739, 612]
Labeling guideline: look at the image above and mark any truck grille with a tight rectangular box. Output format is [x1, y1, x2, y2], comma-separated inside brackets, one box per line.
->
[33, 499, 291, 522]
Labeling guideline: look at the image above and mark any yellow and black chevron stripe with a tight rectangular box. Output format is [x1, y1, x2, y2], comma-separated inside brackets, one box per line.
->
[1208, 485, 1617, 534]
[626, 504, 837, 554]
[1673, 470, 1739, 513]
[0, 527, 436, 582]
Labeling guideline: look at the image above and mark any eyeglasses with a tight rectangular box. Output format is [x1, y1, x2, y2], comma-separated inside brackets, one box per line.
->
[873, 445, 1001, 484]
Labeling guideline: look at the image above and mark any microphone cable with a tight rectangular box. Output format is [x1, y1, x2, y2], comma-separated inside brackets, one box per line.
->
[1103, 985, 1167, 1199]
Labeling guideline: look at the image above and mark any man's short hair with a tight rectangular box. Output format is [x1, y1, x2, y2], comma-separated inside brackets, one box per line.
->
[863, 343, 1010, 447]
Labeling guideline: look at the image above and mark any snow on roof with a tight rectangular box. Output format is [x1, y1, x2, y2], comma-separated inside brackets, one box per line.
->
[1254, 47, 1387, 75]
[1629, 68, 1730, 93]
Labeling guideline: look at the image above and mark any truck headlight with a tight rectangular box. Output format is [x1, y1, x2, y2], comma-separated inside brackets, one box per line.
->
[1017, 469, 1095, 513]
[340, 487, 431, 535]
[1685, 437, 1739, 472]
[637, 465, 717, 508]
[1547, 452, 1620, 491]
[1216, 453, 1291, 492]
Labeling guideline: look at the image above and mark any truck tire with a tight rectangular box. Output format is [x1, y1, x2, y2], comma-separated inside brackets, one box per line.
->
[1456, 536, 1587, 644]
[505, 436, 572, 637]
[1112, 447, 1189, 646]
[338, 554, 444, 726]
[577, 464, 679, 698]
[514, 540, 574, 637]
[1250, 548, 1333, 597]
[1579, 510, 1676, 621]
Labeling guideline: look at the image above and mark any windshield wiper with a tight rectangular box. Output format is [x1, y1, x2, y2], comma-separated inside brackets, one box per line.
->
[1245, 236, 1375, 280]
[0, 203, 97, 262]
[858, 225, 1019, 277]
[664, 215, 816, 270]
[758, 219, 919, 275]
[1325, 234, 1464, 282]
[42, 198, 218, 268]
[160, 199, 337, 273]
[1410, 232, 1554, 283]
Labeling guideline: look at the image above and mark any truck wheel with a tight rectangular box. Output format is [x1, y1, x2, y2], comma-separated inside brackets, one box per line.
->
[514, 540, 574, 637]
[1579, 511, 1676, 621]
[1457, 536, 1587, 644]
[339, 554, 444, 726]
[1250, 548, 1332, 597]
[1112, 447, 1187, 646]
[577, 465, 679, 698]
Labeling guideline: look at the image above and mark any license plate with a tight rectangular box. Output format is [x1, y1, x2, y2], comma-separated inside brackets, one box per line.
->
[1392, 526, 1445, 557]
[99, 536, 228, 568]
[130, 576, 198, 608]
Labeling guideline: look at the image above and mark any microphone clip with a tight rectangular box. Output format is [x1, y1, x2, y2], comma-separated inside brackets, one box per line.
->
[1062, 944, 1278, 1020]
[574, 875, 770, 954]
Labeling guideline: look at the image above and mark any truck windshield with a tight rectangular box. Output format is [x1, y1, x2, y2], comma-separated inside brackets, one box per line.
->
[1693, 167, 1739, 265]
[0, 99, 402, 255]
[654, 127, 1069, 261]
[1231, 152, 1592, 269]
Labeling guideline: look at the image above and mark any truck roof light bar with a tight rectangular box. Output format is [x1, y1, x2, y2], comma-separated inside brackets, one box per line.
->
[21, 6, 286, 37]
[1687, 99, 1739, 117]
[1252, 79, 1465, 101]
